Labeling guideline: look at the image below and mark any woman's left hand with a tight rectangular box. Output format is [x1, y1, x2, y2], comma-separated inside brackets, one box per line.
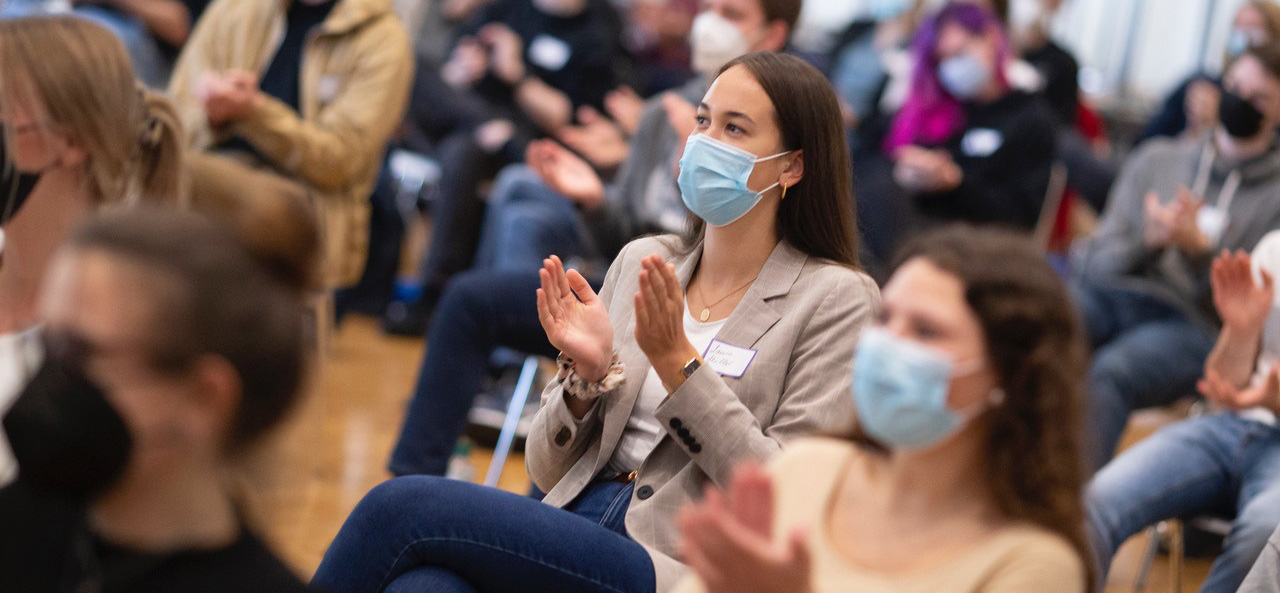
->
[678, 463, 814, 593]
[634, 255, 699, 387]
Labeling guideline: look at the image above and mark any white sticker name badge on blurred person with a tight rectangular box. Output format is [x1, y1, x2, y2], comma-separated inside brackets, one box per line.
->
[529, 35, 572, 71]
[961, 128, 1004, 158]
[702, 340, 757, 378]
[318, 75, 341, 103]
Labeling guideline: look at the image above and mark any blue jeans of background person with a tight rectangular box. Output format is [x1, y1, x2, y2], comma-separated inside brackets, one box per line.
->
[0, 2, 171, 87]
[1072, 282, 1216, 471]
[473, 164, 594, 273]
[310, 477, 654, 593]
[387, 270, 559, 476]
[1087, 413, 1280, 593]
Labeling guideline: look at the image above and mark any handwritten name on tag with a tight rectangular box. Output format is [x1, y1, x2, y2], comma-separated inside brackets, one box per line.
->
[702, 340, 757, 378]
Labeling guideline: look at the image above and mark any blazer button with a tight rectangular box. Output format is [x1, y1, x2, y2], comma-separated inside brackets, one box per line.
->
[637, 485, 654, 500]
[554, 426, 571, 446]
[689, 443, 703, 453]
[676, 427, 691, 439]
[669, 418, 683, 429]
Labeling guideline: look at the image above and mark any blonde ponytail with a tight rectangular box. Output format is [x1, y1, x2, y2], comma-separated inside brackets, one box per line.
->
[136, 88, 187, 206]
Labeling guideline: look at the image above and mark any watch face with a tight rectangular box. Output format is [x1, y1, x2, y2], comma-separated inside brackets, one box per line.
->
[682, 357, 702, 378]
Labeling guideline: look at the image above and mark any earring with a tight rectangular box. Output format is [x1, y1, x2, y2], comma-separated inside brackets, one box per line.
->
[781, 183, 788, 200]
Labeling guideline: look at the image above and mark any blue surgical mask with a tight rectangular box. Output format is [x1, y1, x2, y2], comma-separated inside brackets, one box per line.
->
[1228, 29, 1251, 58]
[677, 134, 793, 227]
[851, 327, 997, 450]
[938, 53, 991, 101]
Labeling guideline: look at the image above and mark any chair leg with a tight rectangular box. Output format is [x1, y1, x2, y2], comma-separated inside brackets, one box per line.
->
[1134, 525, 1161, 591]
[1168, 520, 1184, 593]
[484, 356, 541, 487]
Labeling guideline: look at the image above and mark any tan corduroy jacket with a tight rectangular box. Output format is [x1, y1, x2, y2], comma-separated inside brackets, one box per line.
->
[170, 0, 413, 287]
[527, 235, 880, 592]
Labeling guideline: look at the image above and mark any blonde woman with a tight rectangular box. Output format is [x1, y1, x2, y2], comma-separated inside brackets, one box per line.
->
[0, 15, 185, 485]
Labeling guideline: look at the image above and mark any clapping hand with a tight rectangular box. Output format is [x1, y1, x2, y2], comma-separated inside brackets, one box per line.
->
[1144, 188, 1208, 254]
[1211, 249, 1274, 333]
[536, 255, 614, 382]
[557, 106, 630, 170]
[198, 70, 261, 126]
[893, 146, 962, 193]
[1199, 367, 1280, 412]
[678, 463, 814, 593]
[526, 139, 606, 208]
[634, 255, 698, 384]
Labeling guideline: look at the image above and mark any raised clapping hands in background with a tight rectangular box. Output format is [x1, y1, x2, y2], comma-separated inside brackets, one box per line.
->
[678, 463, 813, 593]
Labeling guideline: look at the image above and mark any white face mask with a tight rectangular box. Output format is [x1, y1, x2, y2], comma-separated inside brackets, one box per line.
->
[690, 12, 752, 76]
[1010, 0, 1045, 31]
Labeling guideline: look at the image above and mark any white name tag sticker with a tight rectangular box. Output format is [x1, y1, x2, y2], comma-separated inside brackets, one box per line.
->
[317, 74, 341, 103]
[529, 34, 572, 72]
[961, 128, 1003, 158]
[702, 340, 758, 379]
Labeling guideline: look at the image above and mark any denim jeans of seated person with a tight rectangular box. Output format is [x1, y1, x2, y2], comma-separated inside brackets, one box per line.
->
[311, 477, 653, 593]
[1087, 413, 1280, 593]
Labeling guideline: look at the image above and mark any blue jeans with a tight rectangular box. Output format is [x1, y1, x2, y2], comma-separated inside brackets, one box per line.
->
[311, 477, 655, 593]
[0, 2, 171, 87]
[473, 165, 594, 273]
[1087, 413, 1280, 593]
[387, 270, 558, 476]
[1072, 282, 1216, 471]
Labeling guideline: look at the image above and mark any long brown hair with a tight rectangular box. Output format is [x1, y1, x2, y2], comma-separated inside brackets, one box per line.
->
[0, 16, 185, 207]
[681, 52, 860, 268]
[889, 225, 1094, 591]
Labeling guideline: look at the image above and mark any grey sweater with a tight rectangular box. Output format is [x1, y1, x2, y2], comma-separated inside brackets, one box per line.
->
[1072, 135, 1280, 331]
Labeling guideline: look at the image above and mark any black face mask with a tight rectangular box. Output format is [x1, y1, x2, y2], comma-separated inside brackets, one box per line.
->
[2, 341, 133, 501]
[1219, 90, 1267, 139]
[0, 125, 42, 225]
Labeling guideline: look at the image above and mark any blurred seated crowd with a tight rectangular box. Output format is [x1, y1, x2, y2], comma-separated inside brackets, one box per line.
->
[3, 0, 1280, 592]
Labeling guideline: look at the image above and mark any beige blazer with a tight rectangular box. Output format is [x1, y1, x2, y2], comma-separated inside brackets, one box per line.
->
[169, 0, 413, 287]
[526, 235, 880, 592]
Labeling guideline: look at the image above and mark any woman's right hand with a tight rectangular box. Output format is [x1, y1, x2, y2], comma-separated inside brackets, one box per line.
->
[537, 255, 614, 382]
[1212, 249, 1274, 333]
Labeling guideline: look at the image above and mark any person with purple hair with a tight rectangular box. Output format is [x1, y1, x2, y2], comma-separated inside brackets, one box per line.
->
[858, 2, 1056, 265]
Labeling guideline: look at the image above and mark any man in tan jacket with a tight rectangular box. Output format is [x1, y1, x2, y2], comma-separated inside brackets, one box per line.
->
[169, 0, 413, 288]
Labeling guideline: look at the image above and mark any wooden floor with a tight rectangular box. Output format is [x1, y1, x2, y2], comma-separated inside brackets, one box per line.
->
[239, 316, 1213, 591]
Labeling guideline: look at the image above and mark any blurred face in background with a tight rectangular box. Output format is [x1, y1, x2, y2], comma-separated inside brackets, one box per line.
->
[934, 20, 1002, 101]
[1221, 52, 1280, 140]
[690, 0, 787, 74]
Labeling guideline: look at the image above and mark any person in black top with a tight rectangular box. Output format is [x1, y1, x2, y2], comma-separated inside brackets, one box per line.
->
[1012, 0, 1115, 212]
[371, 0, 627, 335]
[859, 2, 1055, 267]
[0, 209, 317, 593]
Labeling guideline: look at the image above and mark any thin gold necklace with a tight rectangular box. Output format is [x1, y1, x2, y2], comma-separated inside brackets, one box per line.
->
[693, 275, 757, 322]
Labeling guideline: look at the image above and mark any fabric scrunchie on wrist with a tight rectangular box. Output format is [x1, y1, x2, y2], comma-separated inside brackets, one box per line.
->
[556, 351, 625, 401]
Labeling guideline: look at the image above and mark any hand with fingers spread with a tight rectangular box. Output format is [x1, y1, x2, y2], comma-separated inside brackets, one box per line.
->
[536, 255, 614, 382]
[1212, 249, 1274, 334]
[1199, 367, 1280, 412]
[678, 463, 813, 593]
[634, 255, 700, 389]
[525, 139, 606, 208]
